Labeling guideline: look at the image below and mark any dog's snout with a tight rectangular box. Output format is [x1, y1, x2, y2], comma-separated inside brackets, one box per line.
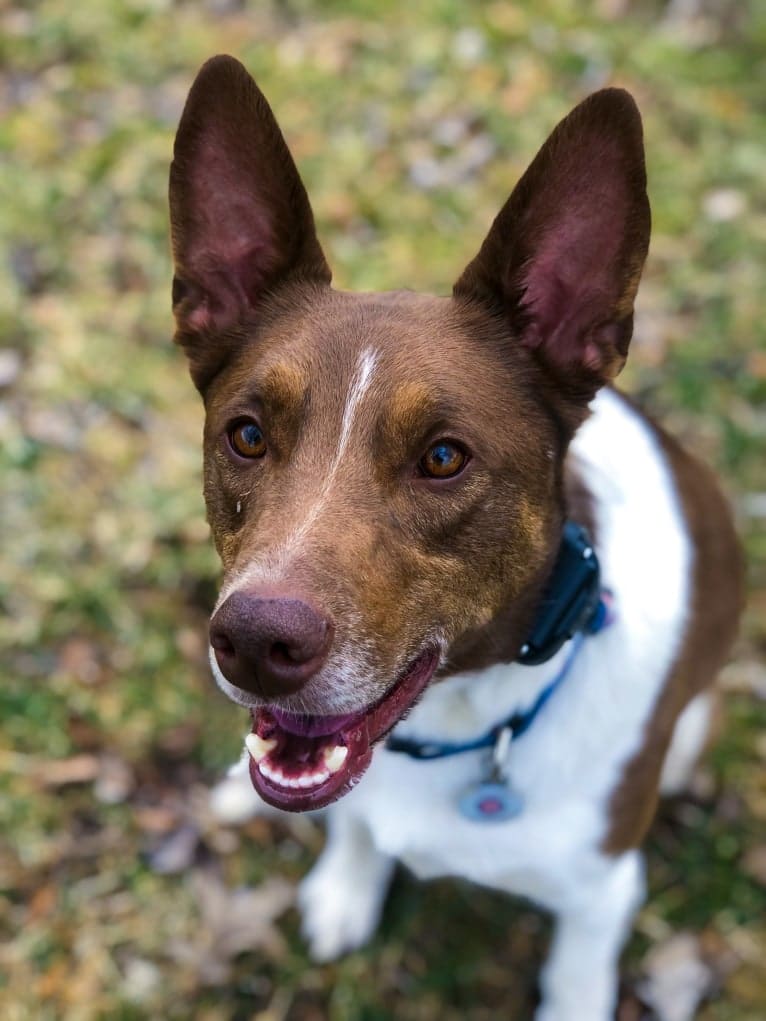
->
[209, 592, 333, 697]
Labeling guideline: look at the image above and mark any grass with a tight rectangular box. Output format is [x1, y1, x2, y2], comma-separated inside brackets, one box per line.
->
[1, 1, 765, 1018]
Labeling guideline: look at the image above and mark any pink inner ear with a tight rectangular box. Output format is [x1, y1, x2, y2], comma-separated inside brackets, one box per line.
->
[177, 240, 277, 335]
[181, 134, 286, 321]
[517, 185, 630, 377]
[171, 55, 331, 366]
[454, 88, 649, 397]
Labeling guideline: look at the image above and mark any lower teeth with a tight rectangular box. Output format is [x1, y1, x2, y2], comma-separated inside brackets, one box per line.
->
[245, 736, 349, 791]
[258, 761, 329, 789]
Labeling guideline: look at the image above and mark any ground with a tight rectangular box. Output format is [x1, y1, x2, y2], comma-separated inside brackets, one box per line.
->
[1, 1, 765, 1019]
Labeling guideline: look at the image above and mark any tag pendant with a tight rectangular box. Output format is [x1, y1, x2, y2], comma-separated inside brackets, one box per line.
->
[458, 780, 524, 823]
[458, 725, 524, 823]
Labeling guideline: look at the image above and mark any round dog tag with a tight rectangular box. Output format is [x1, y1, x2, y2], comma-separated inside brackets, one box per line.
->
[458, 781, 524, 823]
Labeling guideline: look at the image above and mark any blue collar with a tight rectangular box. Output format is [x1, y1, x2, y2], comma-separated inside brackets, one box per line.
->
[385, 522, 612, 762]
[517, 520, 604, 666]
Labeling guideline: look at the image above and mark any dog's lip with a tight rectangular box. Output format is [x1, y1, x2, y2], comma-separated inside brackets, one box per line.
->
[246, 645, 440, 812]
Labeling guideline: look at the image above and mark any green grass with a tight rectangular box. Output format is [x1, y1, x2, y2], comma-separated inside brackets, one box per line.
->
[1, 1, 765, 1018]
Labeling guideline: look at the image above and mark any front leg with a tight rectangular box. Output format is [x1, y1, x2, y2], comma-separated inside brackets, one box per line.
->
[299, 810, 395, 962]
[536, 850, 645, 1021]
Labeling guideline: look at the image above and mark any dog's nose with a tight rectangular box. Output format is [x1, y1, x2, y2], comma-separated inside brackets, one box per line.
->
[209, 592, 333, 697]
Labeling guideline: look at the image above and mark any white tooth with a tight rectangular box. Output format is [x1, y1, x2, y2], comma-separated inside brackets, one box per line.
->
[298, 771, 329, 788]
[245, 733, 277, 763]
[323, 745, 348, 774]
[259, 761, 289, 787]
[258, 758, 330, 790]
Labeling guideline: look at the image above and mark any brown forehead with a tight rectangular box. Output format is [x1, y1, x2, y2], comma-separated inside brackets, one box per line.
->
[207, 286, 540, 436]
[257, 287, 503, 373]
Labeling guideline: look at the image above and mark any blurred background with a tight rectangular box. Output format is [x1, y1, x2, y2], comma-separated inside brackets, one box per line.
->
[1, 1, 764, 1018]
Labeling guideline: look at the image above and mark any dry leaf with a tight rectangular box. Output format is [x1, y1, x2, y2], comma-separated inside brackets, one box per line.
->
[742, 845, 766, 887]
[638, 932, 713, 1021]
[37, 754, 100, 787]
[146, 824, 201, 875]
[168, 868, 295, 984]
[93, 754, 134, 804]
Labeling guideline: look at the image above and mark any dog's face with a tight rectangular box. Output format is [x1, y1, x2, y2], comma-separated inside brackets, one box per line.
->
[169, 56, 649, 810]
[200, 287, 563, 721]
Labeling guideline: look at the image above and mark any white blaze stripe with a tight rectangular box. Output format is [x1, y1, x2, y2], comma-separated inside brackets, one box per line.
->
[336, 347, 378, 465]
[217, 347, 380, 604]
[285, 345, 379, 549]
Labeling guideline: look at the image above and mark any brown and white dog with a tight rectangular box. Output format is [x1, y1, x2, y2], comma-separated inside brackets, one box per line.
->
[169, 56, 742, 1020]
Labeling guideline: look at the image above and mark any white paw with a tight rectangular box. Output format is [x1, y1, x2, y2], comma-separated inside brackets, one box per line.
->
[209, 753, 272, 824]
[298, 859, 390, 962]
[535, 1000, 612, 1021]
[537, 965, 615, 1021]
[535, 981, 615, 1021]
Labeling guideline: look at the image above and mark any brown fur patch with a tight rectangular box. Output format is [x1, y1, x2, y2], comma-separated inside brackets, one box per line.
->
[602, 399, 744, 853]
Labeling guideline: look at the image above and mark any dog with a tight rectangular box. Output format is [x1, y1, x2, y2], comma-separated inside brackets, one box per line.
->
[169, 55, 743, 1020]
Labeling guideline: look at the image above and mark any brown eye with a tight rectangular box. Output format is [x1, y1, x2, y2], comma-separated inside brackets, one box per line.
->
[228, 419, 267, 459]
[419, 440, 468, 479]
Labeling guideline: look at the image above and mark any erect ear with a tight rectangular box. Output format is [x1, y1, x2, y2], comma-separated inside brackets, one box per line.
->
[169, 55, 331, 388]
[454, 88, 650, 407]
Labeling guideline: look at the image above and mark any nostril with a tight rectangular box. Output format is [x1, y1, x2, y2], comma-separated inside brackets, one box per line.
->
[210, 630, 235, 658]
[269, 641, 294, 666]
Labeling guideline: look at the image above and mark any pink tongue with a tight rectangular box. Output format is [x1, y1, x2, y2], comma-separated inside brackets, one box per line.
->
[268, 708, 361, 738]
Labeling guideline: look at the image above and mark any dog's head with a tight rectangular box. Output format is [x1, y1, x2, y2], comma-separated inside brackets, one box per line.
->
[169, 55, 649, 810]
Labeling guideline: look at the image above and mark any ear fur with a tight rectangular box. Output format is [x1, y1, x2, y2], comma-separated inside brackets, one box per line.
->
[454, 88, 650, 406]
[169, 55, 331, 388]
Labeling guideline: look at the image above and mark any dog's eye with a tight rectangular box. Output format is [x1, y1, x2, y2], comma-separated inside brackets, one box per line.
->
[228, 419, 267, 459]
[419, 440, 468, 479]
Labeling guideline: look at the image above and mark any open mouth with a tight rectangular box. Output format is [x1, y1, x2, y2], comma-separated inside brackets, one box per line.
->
[245, 646, 440, 811]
